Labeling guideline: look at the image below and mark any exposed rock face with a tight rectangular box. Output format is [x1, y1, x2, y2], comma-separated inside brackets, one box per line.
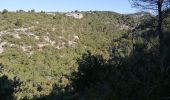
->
[20, 45, 32, 52]
[73, 35, 80, 40]
[56, 41, 66, 49]
[117, 24, 131, 30]
[65, 13, 83, 19]
[46, 13, 56, 16]
[0, 42, 7, 53]
[128, 11, 152, 19]
[0, 25, 80, 54]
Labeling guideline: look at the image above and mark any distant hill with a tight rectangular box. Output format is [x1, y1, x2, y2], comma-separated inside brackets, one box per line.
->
[128, 11, 152, 17]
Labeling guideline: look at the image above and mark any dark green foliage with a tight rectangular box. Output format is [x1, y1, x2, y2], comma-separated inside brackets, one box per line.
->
[40, 11, 45, 13]
[31, 9, 35, 13]
[67, 38, 170, 100]
[0, 75, 21, 100]
[33, 84, 69, 100]
[17, 10, 25, 13]
[2, 9, 8, 14]
[71, 51, 108, 92]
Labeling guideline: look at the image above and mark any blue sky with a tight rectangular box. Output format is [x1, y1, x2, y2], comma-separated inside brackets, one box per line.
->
[0, 0, 138, 14]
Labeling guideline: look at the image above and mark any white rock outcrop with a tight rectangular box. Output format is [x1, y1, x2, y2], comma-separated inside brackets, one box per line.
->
[65, 13, 83, 19]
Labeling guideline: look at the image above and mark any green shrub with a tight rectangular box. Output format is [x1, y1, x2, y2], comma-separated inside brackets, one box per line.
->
[2, 9, 8, 14]
[15, 18, 24, 27]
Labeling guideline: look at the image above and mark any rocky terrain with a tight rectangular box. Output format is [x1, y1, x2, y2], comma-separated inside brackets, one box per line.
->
[0, 11, 152, 99]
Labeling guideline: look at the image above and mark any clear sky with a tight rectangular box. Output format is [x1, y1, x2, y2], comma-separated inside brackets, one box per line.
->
[0, 0, 138, 14]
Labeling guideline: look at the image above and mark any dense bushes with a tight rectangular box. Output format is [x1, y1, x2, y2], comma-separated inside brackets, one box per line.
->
[64, 32, 170, 100]
[0, 11, 169, 99]
[0, 11, 133, 99]
[0, 73, 22, 100]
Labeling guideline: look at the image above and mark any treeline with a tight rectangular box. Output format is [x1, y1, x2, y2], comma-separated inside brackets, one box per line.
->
[1, 9, 36, 14]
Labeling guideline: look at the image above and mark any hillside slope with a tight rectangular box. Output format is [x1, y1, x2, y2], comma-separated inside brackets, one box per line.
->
[0, 11, 149, 99]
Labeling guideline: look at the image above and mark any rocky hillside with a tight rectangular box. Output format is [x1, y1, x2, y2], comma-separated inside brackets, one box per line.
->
[0, 11, 150, 99]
